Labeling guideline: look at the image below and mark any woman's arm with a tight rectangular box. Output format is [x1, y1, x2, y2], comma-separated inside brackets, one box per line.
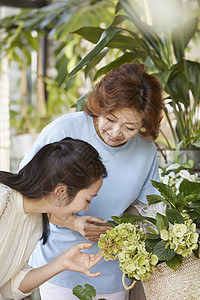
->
[49, 214, 113, 242]
[19, 243, 102, 294]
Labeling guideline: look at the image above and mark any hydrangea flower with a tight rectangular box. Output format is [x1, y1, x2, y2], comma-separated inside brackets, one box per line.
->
[98, 223, 158, 280]
[160, 212, 199, 257]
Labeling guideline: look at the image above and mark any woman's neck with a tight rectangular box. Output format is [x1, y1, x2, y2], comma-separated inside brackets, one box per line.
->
[23, 196, 45, 214]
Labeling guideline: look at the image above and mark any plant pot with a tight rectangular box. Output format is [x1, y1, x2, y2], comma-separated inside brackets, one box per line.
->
[142, 254, 200, 300]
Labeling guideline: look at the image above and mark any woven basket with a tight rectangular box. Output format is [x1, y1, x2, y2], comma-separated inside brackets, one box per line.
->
[142, 254, 200, 300]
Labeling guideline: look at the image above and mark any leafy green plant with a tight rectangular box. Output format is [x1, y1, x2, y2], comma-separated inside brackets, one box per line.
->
[73, 173, 200, 296]
[0, 0, 117, 133]
[94, 178, 200, 296]
[67, 0, 200, 148]
[73, 283, 107, 300]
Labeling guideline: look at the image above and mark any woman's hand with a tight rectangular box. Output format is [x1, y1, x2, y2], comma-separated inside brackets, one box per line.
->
[19, 243, 102, 294]
[73, 216, 114, 242]
[59, 243, 103, 277]
[50, 214, 113, 242]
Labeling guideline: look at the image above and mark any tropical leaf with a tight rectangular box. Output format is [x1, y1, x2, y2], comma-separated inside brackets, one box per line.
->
[72, 26, 104, 43]
[172, 17, 198, 62]
[84, 48, 109, 78]
[74, 93, 89, 112]
[68, 27, 123, 77]
[119, 0, 164, 59]
[93, 51, 143, 80]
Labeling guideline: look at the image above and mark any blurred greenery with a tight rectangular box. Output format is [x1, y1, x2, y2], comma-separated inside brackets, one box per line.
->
[0, 0, 117, 133]
[68, 0, 200, 149]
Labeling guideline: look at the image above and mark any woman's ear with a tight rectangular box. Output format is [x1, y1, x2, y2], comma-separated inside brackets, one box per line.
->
[54, 184, 68, 200]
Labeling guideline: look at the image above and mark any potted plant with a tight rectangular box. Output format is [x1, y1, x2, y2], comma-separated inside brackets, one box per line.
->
[97, 178, 200, 299]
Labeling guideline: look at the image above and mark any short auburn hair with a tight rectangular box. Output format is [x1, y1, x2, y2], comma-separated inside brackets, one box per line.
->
[84, 63, 163, 140]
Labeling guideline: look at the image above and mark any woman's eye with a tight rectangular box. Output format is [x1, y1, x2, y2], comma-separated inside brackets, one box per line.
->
[126, 127, 135, 131]
[86, 200, 91, 204]
[106, 117, 114, 122]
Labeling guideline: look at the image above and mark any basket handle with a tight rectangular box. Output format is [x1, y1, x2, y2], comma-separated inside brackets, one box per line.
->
[122, 273, 136, 290]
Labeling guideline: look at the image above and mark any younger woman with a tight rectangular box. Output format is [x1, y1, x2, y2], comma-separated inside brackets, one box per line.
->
[0, 137, 107, 300]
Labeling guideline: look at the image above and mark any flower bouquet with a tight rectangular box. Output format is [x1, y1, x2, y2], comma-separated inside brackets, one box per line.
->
[98, 178, 200, 299]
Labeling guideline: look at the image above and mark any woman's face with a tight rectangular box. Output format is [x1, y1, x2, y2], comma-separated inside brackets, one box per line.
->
[96, 108, 143, 147]
[49, 177, 103, 221]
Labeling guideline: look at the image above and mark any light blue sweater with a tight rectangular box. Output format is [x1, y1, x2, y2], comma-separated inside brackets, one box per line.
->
[20, 111, 160, 293]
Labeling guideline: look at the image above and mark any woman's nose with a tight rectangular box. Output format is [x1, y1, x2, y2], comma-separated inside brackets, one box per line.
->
[112, 124, 122, 137]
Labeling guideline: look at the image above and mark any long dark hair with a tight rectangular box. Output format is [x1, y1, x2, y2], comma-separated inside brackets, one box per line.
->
[0, 137, 107, 244]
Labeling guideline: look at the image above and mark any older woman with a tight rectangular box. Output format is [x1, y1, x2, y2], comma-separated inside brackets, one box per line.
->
[20, 63, 164, 300]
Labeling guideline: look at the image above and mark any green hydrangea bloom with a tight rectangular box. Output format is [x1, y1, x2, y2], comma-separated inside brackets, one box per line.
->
[98, 223, 158, 280]
[160, 212, 199, 257]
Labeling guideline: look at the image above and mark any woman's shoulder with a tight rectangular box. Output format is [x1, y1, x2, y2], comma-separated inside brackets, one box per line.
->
[41, 111, 90, 134]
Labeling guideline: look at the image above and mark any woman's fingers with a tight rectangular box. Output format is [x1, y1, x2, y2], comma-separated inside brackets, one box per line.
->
[84, 271, 101, 277]
[75, 242, 93, 250]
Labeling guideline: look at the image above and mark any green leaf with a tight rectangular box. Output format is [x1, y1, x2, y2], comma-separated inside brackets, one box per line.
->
[68, 27, 123, 77]
[165, 209, 184, 224]
[72, 283, 96, 300]
[75, 93, 89, 112]
[184, 195, 200, 205]
[166, 254, 183, 270]
[154, 240, 175, 261]
[118, 213, 157, 225]
[151, 180, 176, 208]
[111, 216, 122, 225]
[73, 26, 104, 43]
[172, 17, 198, 62]
[94, 52, 142, 81]
[145, 238, 161, 253]
[156, 213, 169, 232]
[108, 35, 143, 51]
[194, 216, 200, 228]
[146, 194, 166, 205]
[193, 245, 200, 259]
[119, 0, 163, 58]
[94, 221, 116, 228]
[166, 63, 190, 108]
[190, 201, 200, 215]
[145, 226, 157, 234]
[84, 48, 109, 78]
[146, 233, 160, 240]
[179, 179, 200, 196]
